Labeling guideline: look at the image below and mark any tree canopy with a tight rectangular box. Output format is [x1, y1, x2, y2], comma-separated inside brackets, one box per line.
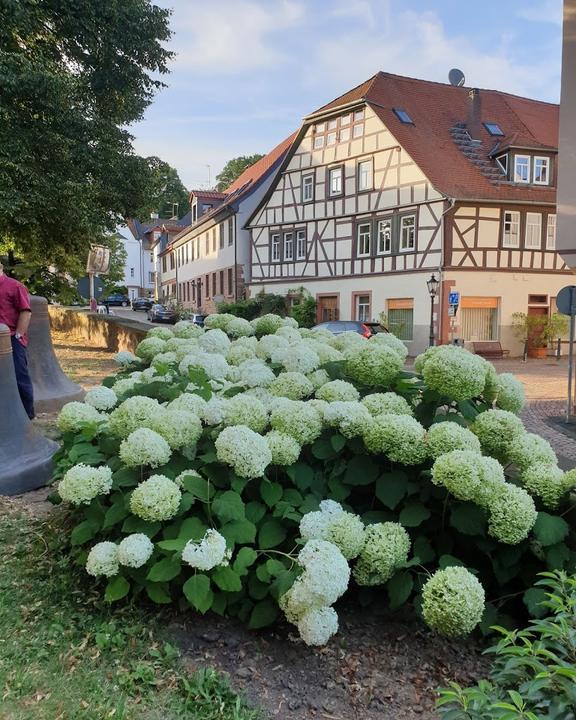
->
[215, 154, 265, 191]
[133, 157, 189, 222]
[0, 0, 173, 271]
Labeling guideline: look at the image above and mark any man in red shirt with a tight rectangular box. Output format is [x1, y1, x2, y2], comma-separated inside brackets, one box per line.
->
[0, 260, 34, 418]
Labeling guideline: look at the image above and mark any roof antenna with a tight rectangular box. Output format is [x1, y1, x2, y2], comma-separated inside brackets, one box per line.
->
[449, 68, 466, 87]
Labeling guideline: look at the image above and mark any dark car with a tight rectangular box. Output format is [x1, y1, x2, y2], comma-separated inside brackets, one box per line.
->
[104, 293, 130, 307]
[312, 320, 388, 338]
[190, 313, 207, 328]
[147, 304, 178, 324]
[132, 297, 154, 311]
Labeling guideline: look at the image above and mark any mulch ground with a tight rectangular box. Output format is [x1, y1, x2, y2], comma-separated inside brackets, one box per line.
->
[18, 330, 490, 719]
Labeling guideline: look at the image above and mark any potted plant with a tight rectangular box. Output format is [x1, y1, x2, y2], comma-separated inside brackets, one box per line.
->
[511, 311, 568, 359]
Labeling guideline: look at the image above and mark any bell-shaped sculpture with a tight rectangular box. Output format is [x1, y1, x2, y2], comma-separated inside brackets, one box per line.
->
[0, 324, 59, 494]
[28, 296, 84, 412]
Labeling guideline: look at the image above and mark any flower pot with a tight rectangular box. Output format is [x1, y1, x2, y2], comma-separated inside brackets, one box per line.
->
[527, 346, 548, 359]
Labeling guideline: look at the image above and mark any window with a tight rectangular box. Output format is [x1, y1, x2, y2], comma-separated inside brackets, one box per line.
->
[327, 131, 337, 146]
[400, 215, 416, 251]
[313, 135, 324, 150]
[393, 108, 413, 124]
[228, 217, 234, 246]
[496, 154, 508, 174]
[484, 122, 504, 136]
[503, 211, 520, 247]
[525, 212, 542, 249]
[547, 214, 557, 249]
[339, 127, 351, 142]
[302, 174, 314, 202]
[514, 155, 530, 183]
[227, 268, 233, 295]
[219, 271, 224, 295]
[315, 122, 325, 133]
[534, 157, 550, 185]
[219, 224, 224, 249]
[148, 272, 154, 283]
[460, 297, 499, 341]
[192, 204, 197, 222]
[327, 118, 337, 130]
[170, 254, 175, 270]
[341, 113, 351, 126]
[205, 234, 209, 254]
[377, 218, 392, 254]
[528, 294, 547, 304]
[130, 267, 135, 278]
[357, 223, 371, 257]
[271, 233, 280, 262]
[202, 203, 212, 214]
[355, 295, 371, 322]
[353, 109, 364, 121]
[352, 123, 364, 138]
[212, 228, 216, 251]
[205, 274, 210, 298]
[296, 229, 306, 260]
[162, 257, 167, 273]
[358, 160, 373, 191]
[284, 232, 294, 261]
[329, 167, 343, 196]
[387, 299, 414, 341]
[212, 273, 216, 296]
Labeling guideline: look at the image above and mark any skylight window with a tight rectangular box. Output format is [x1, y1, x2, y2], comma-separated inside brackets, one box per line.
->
[393, 108, 414, 124]
[484, 122, 504, 136]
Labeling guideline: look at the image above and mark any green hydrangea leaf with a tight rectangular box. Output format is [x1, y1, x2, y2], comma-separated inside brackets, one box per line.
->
[258, 520, 287, 549]
[111, 467, 140, 488]
[376, 472, 409, 510]
[413, 536, 435, 564]
[399, 502, 431, 527]
[245, 501, 266, 524]
[533, 513, 570, 547]
[286, 463, 314, 491]
[330, 434, 346, 452]
[181, 474, 212, 501]
[260, 481, 283, 508]
[233, 548, 258, 575]
[545, 542, 571, 570]
[311, 437, 337, 460]
[212, 566, 242, 592]
[248, 599, 278, 629]
[212, 491, 245, 522]
[183, 574, 213, 613]
[70, 520, 98, 546]
[523, 587, 549, 618]
[146, 555, 182, 582]
[345, 456, 380, 486]
[102, 499, 129, 529]
[178, 517, 208, 542]
[105, 575, 130, 602]
[450, 503, 486, 536]
[145, 583, 172, 604]
[387, 571, 414, 609]
[438, 554, 465, 569]
[220, 519, 256, 544]
[157, 538, 188, 552]
[121, 517, 162, 537]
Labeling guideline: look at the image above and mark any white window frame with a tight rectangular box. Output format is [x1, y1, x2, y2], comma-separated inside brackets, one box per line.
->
[356, 295, 371, 322]
[546, 214, 557, 249]
[341, 113, 351, 126]
[284, 232, 294, 261]
[296, 229, 306, 260]
[339, 126, 351, 142]
[503, 210, 521, 248]
[315, 122, 325, 133]
[271, 233, 280, 262]
[329, 167, 343, 196]
[354, 109, 365, 121]
[514, 155, 531, 183]
[358, 159, 373, 191]
[302, 174, 314, 203]
[357, 223, 371, 257]
[533, 156, 550, 185]
[496, 154, 508, 174]
[313, 135, 324, 150]
[352, 123, 364, 139]
[377, 218, 392, 255]
[525, 212, 542, 249]
[327, 118, 338, 130]
[400, 215, 416, 252]
[327, 131, 337, 146]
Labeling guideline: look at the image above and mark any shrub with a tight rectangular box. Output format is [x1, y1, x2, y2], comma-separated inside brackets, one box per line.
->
[52, 316, 576, 647]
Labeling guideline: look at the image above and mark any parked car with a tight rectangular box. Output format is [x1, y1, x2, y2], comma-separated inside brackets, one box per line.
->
[103, 293, 130, 307]
[147, 304, 178, 324]
[312, 320, 388, 337]
[132, 297, 154, 311]
[190, 313, 207, 328]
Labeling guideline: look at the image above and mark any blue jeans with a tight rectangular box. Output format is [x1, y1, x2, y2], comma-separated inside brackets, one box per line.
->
[11, 336, 35, 419]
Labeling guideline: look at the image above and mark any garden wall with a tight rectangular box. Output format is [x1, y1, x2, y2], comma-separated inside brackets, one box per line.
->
[48, 307, 147, 353]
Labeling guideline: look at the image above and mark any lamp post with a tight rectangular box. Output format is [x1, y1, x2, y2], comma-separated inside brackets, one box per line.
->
[427, 274, 440, 346]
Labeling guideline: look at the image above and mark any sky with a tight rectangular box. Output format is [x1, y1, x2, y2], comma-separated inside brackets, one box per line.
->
[131, 0, 563, 191]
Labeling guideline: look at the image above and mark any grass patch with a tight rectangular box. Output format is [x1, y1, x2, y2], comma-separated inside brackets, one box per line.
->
[0, 501, 261, 720]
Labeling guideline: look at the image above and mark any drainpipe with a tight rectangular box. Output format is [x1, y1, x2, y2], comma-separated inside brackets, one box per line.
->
[438, 197, 456, 344]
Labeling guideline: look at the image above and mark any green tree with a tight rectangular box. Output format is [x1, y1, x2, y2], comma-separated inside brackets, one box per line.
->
[215, 155, 265, 191]
[0, 0, 172, 272]
[134, 157, 189, 221]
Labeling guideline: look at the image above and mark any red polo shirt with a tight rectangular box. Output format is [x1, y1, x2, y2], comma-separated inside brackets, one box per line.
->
[0, 274, 31, 346]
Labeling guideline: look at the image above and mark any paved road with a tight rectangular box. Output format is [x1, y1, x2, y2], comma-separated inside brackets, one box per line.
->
[109, 306, 155, 327]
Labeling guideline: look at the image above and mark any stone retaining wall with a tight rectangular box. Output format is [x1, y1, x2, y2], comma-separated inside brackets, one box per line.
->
[48, 307, 147, 353]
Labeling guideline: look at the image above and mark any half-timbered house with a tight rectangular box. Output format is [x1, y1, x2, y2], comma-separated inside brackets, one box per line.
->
[246, 72, 570, 355]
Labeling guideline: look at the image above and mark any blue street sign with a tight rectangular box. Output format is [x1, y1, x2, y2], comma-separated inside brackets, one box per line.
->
[448, 291, 460, 306]
[556, 285, 576, 316]
[77, 275, 104, 299]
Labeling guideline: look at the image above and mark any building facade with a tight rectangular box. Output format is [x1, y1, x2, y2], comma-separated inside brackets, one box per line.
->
[246, 72, 570, 355]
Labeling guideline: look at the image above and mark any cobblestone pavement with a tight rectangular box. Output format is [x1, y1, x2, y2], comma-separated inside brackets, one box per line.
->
[490, 358, 576, 469]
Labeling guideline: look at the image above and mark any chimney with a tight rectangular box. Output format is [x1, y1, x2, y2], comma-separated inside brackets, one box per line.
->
[466, 88, 482, 142]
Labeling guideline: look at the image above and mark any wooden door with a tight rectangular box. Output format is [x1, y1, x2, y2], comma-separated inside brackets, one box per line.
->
[527, 306, 548, 349]
[317, 295, 339, 322]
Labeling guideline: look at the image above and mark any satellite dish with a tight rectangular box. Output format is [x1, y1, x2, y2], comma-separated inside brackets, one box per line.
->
[449, 68, 466, 87]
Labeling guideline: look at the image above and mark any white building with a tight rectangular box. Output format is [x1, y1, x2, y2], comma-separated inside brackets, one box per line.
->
[114, 225, 155, 300]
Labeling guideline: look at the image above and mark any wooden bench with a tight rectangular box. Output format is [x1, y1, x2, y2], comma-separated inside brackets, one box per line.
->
[472, 341, 510, 359]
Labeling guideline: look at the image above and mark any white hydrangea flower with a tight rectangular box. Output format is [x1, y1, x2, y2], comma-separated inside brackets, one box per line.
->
[182, 529, 228, 570]
[431, 450, 483, 501]
[522, 463, 566, 509]
[165, 336, 197, 353]
[227, 317, 255, 338]
[271, 344, 320, 374]
[198, 328, 231, 355]
[472, 409, 525, 457]
[226, 342, 257, 366]
[363, 414, 428, 464]
[58, 463, 113, 505]
[153, 409, 203, 450]
[426, 422, 482, 459]
[256, 334, 289, 360]
[244, 387, 275, 410]
[316, 380, 359, 403]
[346, 344, 403, 388]
[269, 371, 314, 400]
[494, 373, 526, 415]
[292, 539, 350, 606]
[202, 397, 227, 425]
[136, 336, 167, 361]
[151, 351, 178, 368]
[147, 326, 174, 340]
[270, 400, 323, 445]
[115, 351, 138, 365]
[422, 567, 485, 637]
[306, 368, 331, 390]
[167, 393, 208, 416]
[275, 326, 301, 343]
[215, 425, 272, 478]
[251, 313, 286, 336]
[325, 512, 366, 560]
[84, 385, 118, 411]
[474, 456, 507, 507]
[297, 606, 339, 646]
[507, 432, 557, 472]
[130, 474, 182, 521]
[117, 534, 154, 568]
[302, 339, 345, 364]
[173, 321, 204, 339]
[323, 401, 372, 439]
[236, 358, 275, 388]
[330, 331, 368, 352]
[179, 351, 231, 380]
[174, 341, 200, 360]
[119, 428, 172, 468]
[300, 501, 345, 541]
[86, 542, 119, 577]
[108, 396, 166, 438]
[221, 395, 269, 433]
[112, 377, 138, 396]
[414, 344, 444, 374]
[361, 392, 413, 417]
[265, 430, 301, 466]
[487, 483, 537, 544]
[353, 523, 410, 586]
[57, 402, 103, 433]
[369, 332, 409, 362]
[282, 316, 299, 328]
[422, 346, 488, 401]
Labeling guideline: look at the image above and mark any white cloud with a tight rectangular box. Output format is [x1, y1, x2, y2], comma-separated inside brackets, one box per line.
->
[163, 0, 305, 74]
[517, 0, 562, 25]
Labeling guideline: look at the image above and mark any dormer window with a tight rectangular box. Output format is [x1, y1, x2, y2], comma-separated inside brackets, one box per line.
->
[495, 154, 508, 174]
[513, 155, 531, 183]
[393, 108, 413, 124]
[484, 122, 504, 136]
[533, 157, 550, 185]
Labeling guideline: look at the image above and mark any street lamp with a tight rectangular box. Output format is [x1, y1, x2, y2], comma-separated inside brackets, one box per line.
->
[427, 274, 440, 346]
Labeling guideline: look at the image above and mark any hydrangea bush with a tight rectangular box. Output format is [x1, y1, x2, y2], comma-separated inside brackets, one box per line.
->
[52, 315, 576, 645]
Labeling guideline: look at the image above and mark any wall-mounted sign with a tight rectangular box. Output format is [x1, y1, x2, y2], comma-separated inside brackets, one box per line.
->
[448, 291, 460, 306]
[86, 245, 111, 274]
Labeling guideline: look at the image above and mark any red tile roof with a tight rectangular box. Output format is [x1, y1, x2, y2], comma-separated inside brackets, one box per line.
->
[189, 190, 228, 201]
[310, 72, 558, 203]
